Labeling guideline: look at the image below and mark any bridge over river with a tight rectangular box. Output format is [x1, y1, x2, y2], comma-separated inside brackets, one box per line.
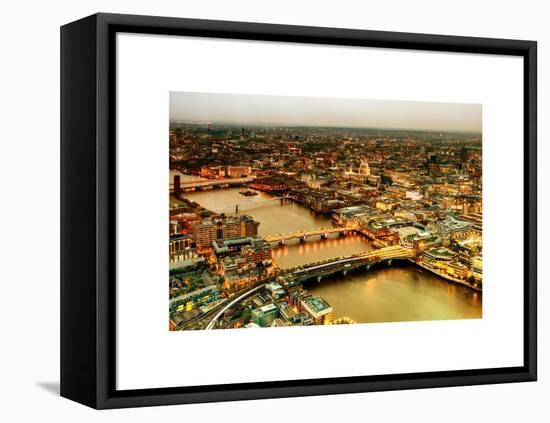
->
[211, 195, 295, 214]
[286, 245, 413, 283]
[204, 245, 413, 329]
[264, 226, 359, 245]
[170, 176, 256, 192]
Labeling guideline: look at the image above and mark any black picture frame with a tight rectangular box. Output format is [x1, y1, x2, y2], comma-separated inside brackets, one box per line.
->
[60, 12, 537, 409]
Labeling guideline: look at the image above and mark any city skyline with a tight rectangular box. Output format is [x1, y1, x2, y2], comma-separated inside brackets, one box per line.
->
[168, 93, 483, 331]
[170, 91, 482, 133]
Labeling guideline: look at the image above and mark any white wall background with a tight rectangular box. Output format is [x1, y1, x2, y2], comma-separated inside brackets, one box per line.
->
[0, 0, 547, 421]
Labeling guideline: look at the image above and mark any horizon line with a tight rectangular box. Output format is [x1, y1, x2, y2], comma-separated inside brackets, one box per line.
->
[169, 121, 482, 135]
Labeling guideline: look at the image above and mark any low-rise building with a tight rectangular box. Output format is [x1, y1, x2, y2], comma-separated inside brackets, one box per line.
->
[300, 295, 333, 325]
[226, 165, 252, 178]
[193, 215, 260, 248]
[251, 303, 279, 327]
[213, 236, 272, 265]
[332, 205, 378, 226]
[169, 284, 221, 315]
[436, 217, 474, 240]
[472, 254, 483, 281]
[446, 261, 469, 280]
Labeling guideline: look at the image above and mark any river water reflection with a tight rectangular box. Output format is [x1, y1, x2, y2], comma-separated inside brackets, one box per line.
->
[182, 187, 482, 323]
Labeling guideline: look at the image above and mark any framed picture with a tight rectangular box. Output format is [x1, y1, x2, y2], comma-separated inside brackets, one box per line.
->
[61, 13, 537, 409]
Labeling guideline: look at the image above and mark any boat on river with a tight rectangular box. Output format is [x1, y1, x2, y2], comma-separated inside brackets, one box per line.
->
[239, 189, 258, 196]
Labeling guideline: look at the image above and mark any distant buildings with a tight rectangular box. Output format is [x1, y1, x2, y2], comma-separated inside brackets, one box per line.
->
[428, 162, 455, 177]
[200, 165, 225, 178]
[375, 198, 401, 212]
[227, 166, 252, 178]
[332, 205, 377, 226]
[169, 124, 483, 329]
[344, 159, 371, 183]
[249, 175, 306, 192]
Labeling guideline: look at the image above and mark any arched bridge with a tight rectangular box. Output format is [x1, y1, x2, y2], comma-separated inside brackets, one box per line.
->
[264, 226, 358, 245]
[170, 176, 256, 192]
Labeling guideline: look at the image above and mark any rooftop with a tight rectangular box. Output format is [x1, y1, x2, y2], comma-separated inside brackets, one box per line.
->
[255, 303, 278, 314]
[302, 295, 332, 313]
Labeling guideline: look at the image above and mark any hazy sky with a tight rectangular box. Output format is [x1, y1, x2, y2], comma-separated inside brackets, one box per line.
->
[169, 91, 482, 132]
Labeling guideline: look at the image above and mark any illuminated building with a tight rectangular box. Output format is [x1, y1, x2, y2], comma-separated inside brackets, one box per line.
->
[200, 165, 225, 178]
[406, 190, 423, 201]
[428, 162, 455, 176]
[227, 166, 252, 178]
[446, 261, 469, 280]
[169, 284, 221, 315]
[344, 158, 371, 183]
[375, 198, 400, 211]
[359, 159, 371, 176]
[458, 213, 483, 233]
[300, 295, 333, 325]
[192, 220, 217, 248]
[287, 143, 301, 155]
[367, 174, 381, 186]
[421, 247, 455, 271]
[472, 254, 483, 281]
[385, 185, 408, 199]
[265, 282, 285, 299]
[301, 174, 327, 189]
[436, 217, 474, 240]
[332, 204, 377, 226]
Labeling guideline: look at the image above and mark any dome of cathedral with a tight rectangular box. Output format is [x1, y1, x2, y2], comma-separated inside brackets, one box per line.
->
[359, 159, 370, 176]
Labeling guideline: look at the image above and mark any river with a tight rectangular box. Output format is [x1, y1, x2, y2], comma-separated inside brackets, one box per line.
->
[182, 186, 482, 323]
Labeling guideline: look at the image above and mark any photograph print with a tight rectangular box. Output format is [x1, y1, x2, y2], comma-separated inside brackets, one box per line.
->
[168, 92, 483, 331]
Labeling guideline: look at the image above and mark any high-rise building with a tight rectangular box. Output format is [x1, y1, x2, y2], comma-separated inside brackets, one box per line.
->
[173, 174, 181, 198]
[193, 220, 217, 248]
[461, 147, 469, 163]
[243, 218, 260, 237]
[222, 218, 241, 239]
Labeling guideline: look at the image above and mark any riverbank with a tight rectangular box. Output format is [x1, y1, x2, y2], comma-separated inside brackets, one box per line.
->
[411, 259, 482, 292]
